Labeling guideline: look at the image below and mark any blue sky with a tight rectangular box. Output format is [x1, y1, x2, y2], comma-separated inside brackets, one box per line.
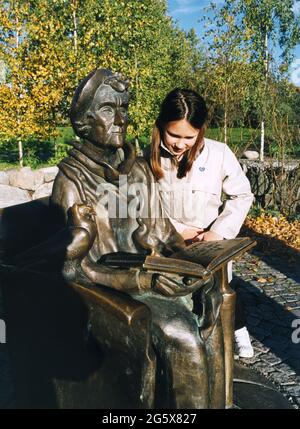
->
[167, 0, 300, 86]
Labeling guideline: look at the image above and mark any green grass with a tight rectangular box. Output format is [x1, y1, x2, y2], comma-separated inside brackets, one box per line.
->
[0, 161, 20, 171]
[206, 127, 300, 158]
[0, 126, 75, 170]
[205, 127, 261, 154]
[52, 126, 76, 145]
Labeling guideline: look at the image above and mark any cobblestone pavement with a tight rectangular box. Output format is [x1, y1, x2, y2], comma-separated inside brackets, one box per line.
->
[232, 250, 300, 409]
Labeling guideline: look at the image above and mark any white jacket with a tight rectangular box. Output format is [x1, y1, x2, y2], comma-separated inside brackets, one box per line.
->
[158, 138, 254, 239]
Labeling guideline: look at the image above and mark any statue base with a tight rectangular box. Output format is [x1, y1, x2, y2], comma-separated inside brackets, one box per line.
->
[233, 362, 293, 409]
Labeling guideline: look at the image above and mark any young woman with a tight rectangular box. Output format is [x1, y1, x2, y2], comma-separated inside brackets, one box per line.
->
[145, 88, 254, 358]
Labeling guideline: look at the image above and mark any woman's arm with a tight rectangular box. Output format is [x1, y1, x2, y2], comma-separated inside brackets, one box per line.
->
[209, 145, 254, 239]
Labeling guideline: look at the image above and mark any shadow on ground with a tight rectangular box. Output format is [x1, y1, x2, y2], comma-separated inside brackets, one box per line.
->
[234, 276, 300, 375]
[232, 252, 300, 408]
[241, 225, 300, 283]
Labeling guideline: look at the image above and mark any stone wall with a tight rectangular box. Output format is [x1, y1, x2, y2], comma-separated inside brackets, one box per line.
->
[240, 159, 300, 215]
[0, 166, 58, 209]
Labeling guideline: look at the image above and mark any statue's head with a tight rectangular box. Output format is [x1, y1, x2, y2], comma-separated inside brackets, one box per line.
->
[70, 69, 130, 149]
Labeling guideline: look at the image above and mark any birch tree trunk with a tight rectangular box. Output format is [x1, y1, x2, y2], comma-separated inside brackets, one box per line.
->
[224, 82, 228, 145]
[260, 32, 269, 162]
[16, 9, 23, 167]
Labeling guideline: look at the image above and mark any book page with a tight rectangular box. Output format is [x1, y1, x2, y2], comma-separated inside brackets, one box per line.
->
[171, 237, 255, 272]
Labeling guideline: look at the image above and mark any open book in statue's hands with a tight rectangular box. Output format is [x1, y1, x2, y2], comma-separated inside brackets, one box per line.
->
[98, 237, 256, 280]
[171, 237, 256, 273]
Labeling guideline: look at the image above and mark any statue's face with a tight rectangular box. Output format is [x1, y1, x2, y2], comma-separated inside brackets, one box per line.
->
[87, 83, 129, 148]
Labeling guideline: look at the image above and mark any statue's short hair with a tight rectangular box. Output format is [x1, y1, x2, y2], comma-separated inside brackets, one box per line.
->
[70, 69, 130, 139]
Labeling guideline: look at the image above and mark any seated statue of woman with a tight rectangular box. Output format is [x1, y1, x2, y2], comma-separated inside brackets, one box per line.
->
[50, 68, 225, 409]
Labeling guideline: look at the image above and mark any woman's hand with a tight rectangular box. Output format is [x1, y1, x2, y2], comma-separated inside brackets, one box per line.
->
[195, 230, 223, 242]
[181, 228, 223, 244]
[181, 227, 204, 242]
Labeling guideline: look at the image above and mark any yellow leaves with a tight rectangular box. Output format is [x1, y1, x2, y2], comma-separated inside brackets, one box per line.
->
[0, 0, 206, 143]
[245, 212, 300, 251]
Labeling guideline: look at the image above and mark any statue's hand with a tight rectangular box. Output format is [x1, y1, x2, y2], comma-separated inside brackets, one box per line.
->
[153, 273, 208, 297]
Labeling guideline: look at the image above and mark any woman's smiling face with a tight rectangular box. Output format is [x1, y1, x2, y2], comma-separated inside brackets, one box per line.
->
[163, 119, 200, 160]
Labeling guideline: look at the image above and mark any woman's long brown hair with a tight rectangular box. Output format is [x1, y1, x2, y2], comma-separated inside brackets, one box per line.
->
[150, 89, 208, 180]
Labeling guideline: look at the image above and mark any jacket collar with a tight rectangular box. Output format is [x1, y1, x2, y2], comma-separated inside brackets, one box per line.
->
[160, 139, 206, 160]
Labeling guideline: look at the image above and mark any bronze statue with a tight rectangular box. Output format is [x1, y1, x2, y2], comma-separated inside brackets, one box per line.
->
[48, 68, 227, 408]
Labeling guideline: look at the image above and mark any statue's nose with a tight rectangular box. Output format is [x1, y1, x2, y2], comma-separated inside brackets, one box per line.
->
[114, 109, 125, 126]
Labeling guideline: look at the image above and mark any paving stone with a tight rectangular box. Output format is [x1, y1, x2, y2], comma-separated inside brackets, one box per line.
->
[289, 279, 300, 290]
[260, 354, 283, 366]
[285, 299, 300, 306]
[280, 380, 297, 386]
[251, 341, 270, 353]
[251, 361, 277, 376]
[276, 274, 288, 279]
[249, 281, 264, 289]
[276, 363, 297, 376]
[239, 356, 262, 365]
[295, 397, 300, 406]
[273, 287, 287, 293]
[285, 385, 300, 397]
[268, 371, 298, 388]
[282, 293, 298, 299]
[286, 299, 298, 304]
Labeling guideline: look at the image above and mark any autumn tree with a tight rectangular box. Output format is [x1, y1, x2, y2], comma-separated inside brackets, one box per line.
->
[0, 0, 78, 164]
[209, 0, 300, 160]
[0, 1, 33, 166]
[202, 3, 258, 147]
[87, 0, 204, 142]
[0, 0, 206, 164]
